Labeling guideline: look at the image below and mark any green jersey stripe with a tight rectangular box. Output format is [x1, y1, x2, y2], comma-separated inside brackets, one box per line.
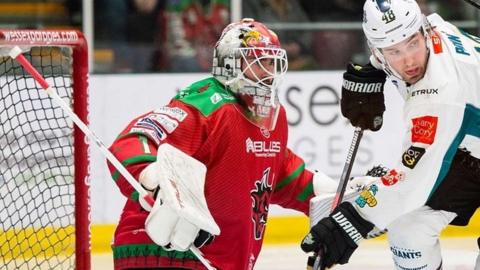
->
[111, 155, 156, 181]
[297, 182, 314, 202]
[275, 163, 305, 191]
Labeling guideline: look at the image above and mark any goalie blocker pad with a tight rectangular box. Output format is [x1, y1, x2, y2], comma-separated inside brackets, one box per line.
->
[154, 144, 220, 235]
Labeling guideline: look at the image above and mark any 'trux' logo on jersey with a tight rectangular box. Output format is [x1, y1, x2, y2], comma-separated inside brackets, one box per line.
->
[251, 168, 273, 240]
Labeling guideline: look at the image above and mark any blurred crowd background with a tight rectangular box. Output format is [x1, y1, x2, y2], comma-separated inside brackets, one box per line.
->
[4, 0, 478, 73]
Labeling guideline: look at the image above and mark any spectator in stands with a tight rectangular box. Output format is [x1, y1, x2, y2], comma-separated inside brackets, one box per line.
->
[95, 0, 164, 72]
[299, 0, 366, 69]
[127, 0, 165, 72]
[66, 0, 82, 28]
[159, 0, 229, 72]
[243, 0, 317, 70]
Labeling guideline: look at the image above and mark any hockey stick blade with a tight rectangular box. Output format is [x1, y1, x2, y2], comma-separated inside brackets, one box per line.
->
[9, 46, 216, 270]
[312, 127, 364, 270]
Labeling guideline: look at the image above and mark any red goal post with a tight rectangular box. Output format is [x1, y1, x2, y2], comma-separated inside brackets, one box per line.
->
[0, 30, 90, 269]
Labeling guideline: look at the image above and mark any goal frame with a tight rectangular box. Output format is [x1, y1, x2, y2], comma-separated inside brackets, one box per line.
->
[0, 29, 90, 270]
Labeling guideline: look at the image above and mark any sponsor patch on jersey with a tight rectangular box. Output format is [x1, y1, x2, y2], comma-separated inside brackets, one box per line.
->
[381, 169, 405, 186]
[149, 113, 179, 134]
[402, 146, 426, 169]
[153, 107, 188, 122]
[246, 138, 281, 157]
[355, 184, 378, 208]
[133, 118, 167, 143]
[130, 128, 161, 144]
[221, 93, 235, 101]
[431, 30, 443, 54]
[210, 92, 222, 104]
[411, 116, 438, 145]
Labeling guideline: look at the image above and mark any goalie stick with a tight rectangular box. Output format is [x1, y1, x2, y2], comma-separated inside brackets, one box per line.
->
[8, 46, 216, 270]
[311, 127, 364, 270]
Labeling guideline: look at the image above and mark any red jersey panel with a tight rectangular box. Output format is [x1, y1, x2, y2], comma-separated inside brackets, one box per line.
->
[107, 77, 314, 269]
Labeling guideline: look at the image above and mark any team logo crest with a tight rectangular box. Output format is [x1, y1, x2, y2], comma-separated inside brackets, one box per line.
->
[251, 168, 273, 240]
[260, 127, 270, 138]
[241, 30, 262, 47]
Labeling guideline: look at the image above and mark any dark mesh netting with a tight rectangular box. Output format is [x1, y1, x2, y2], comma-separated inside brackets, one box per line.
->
[0, 47, 76, 269]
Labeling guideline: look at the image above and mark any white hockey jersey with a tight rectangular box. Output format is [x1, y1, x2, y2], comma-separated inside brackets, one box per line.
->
[357, 13, 480, 229]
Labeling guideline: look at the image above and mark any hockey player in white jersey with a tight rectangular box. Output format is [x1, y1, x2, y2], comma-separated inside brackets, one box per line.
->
[301, 0, 480, 269]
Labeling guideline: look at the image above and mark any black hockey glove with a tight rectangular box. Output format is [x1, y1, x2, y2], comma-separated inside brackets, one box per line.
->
[301, 202, 374, 269]
[341, 62, 386, 131]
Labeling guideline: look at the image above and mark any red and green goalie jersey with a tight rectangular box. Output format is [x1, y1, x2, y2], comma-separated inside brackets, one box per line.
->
[107, 77, 315, 270]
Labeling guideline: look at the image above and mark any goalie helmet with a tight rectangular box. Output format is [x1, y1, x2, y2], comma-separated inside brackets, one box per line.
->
[212, 18, 288, 131]
[362, 0, 428, 76]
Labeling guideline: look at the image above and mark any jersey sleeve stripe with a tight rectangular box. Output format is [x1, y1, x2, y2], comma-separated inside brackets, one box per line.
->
[274, 162, 305, 191]
[296, 182, 314, 202]
[129, 190, 141, 202]
[111, 154, 157, 181]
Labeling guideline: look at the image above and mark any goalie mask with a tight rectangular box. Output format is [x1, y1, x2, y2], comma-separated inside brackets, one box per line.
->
[362, 0, 429, 78]
[212, 18, 288, 131]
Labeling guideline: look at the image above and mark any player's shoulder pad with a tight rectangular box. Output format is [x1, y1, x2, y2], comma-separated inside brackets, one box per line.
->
[426, 13, 444, 28]
[174, 77, 237, 117]
[429, 13, 478, 62]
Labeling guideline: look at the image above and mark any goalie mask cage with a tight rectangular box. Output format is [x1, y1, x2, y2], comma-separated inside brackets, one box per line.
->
[0, 30, 90, 269]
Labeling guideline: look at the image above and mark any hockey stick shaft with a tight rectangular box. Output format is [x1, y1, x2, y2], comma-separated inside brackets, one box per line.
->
[464, 0, 480, 9]
[9, 46, 215, 270]
[331, 127, 364, 211]
[9, 48, 154, 207]
[312, 127, 364, 270]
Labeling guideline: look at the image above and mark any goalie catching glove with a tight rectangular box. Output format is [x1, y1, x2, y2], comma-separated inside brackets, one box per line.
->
[341, 62, 386, 131]
[301, 202, 374, 269]
[143, 144, 220, 251]
[146, 196, 215, 250]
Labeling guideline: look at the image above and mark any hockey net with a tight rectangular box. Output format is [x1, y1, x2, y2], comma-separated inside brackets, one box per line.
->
[0, 30, 90, 269]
